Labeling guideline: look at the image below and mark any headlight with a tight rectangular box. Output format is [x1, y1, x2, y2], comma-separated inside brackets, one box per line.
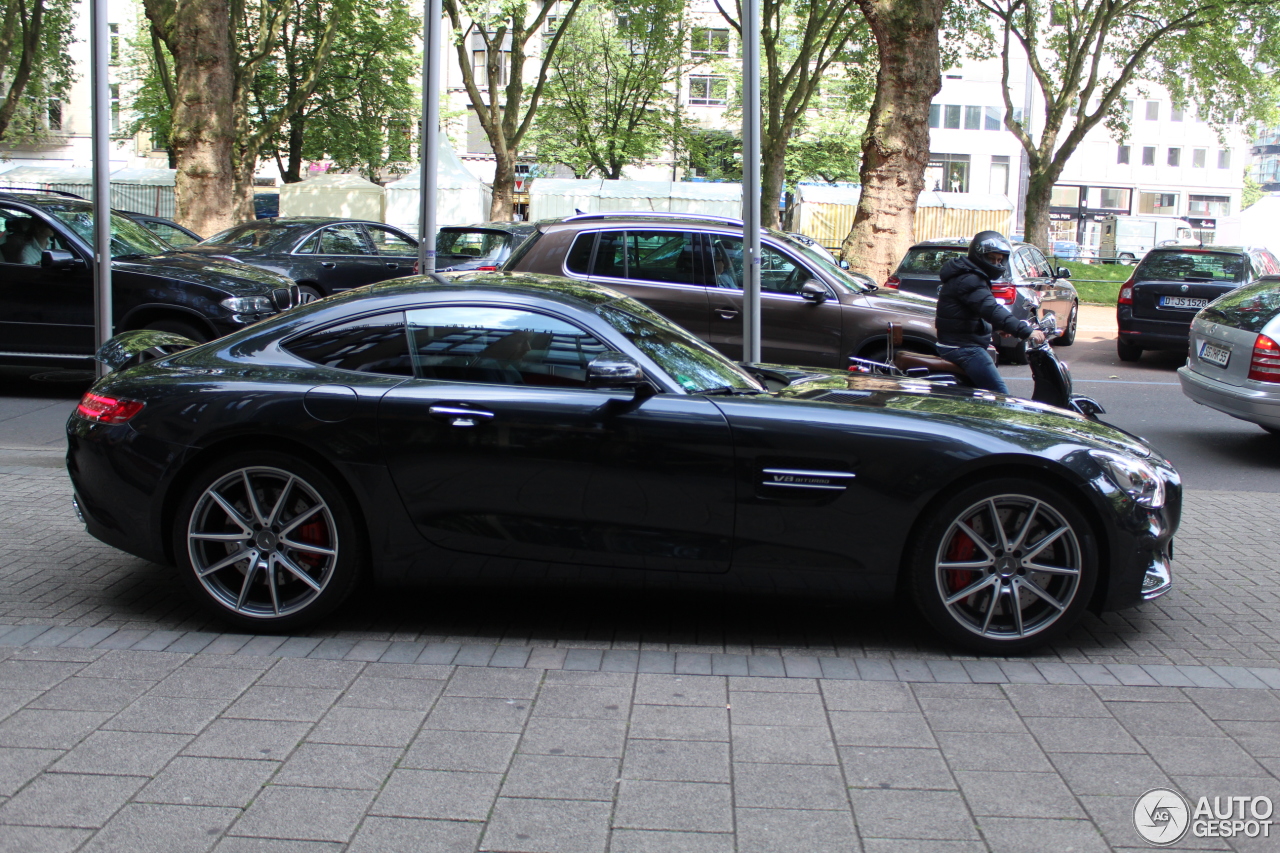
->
[1089, 449, 1166, 508]
[221, 296, 274, 314]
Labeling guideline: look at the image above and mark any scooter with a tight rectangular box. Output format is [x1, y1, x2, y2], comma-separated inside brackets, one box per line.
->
[851, 319, 1106, 420]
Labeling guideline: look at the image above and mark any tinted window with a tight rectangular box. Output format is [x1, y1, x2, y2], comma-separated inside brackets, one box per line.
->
[39, 204, 170, 258]
[896, 246, 966, 275]
[284, 312, 413, 376]
[367, 226, 416, 255]
[565, 232, 597, 274]
[437, 229, 508, 261]
[404, 306, 609, 387]
[582, 230, 702, 285]
[1200, 280, 1280, 333]
[318, 225, 370, 255]
[1135, 251, 1245, 283]
[203, 223, 299, 249]
[712, 236, 813, 295]
[1024, 247, 1053, 277]
[0, 207, 72, 264]
[145, 221, 198, 247]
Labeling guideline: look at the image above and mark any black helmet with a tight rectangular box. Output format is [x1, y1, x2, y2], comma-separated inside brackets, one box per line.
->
[968, 230, 1012, 279]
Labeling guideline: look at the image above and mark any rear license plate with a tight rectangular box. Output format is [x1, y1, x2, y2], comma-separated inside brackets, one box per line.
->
[1160, 296, 1210, 309]
[1199, 340, 1230, 367]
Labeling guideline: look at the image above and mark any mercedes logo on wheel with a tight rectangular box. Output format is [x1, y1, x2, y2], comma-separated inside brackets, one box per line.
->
[1134, 788, 1191, 845]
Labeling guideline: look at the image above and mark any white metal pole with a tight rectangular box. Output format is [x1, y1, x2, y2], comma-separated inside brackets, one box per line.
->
[741, 0, 762, 363]
[90, 0, 113, 376]
[418, 0, 442, 272]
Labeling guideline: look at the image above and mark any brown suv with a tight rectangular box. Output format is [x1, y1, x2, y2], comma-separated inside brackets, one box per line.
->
[502, 213, 939, 368]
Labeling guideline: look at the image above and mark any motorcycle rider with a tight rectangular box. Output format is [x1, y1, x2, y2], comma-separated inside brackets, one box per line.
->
[935, 231, 1046, 394]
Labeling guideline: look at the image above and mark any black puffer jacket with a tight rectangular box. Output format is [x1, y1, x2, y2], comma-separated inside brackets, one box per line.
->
[935, 257, 1034, 348]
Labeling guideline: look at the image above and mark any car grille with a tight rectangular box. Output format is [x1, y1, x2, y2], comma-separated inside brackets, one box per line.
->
[272, 285, 301, 310]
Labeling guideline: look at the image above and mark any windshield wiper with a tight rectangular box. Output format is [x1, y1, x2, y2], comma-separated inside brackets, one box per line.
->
[113, 252, 153, 260]
[696, 385, 764, 396]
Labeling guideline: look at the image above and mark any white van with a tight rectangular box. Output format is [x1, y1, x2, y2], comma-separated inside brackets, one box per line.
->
[1099, 215, 1196, 264]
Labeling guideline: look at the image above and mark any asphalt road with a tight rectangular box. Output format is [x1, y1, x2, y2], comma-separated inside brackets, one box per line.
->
[2, 305, 1276, 491]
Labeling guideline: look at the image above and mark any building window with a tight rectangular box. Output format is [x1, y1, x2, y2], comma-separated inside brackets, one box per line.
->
[1192, 148, 1206, 168]
[47, 99, 62, 131]
[1142, 146, 1155, 166]
[1090, 187, 1131, 210]
[1117, 145, 1130, 165]
[1189, 195, 1230, 217]
[943, 105, 961, 129]
[1050, 185, 1081, 207]
[990, 155, 1009, 195]
[1145, 100, 1159, 120]
[691, 28, 729, 57]
[472, 50, 511, 87]
[109, 23, 119, 65]
[984, 106, 1001, 130]
[929, 104, 941, 128]
[1138, 192, 1178, 215]
[926, 153, 970, 192]
[1171, 106, 1183, 122]
[964, 106, 981, 130]
[1167, 147, 1180, 167]
[1123, 99, 1133, 118]
[1218, 149, 1231, 169]
[688, 75, 727, 106]
[109, 84, 120, 133]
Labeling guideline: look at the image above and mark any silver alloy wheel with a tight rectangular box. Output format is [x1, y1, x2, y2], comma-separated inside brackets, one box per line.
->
[297, 288, 321, 304]
[187, 465, 338, 619]
[934, 494, 1082, 641]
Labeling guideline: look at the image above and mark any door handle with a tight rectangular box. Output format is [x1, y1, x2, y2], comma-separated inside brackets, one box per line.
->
[385, 263, 399, 269]
[320, 262, 336, 268]
[428, 404, 495, 427]
[716, 308, 740, 319]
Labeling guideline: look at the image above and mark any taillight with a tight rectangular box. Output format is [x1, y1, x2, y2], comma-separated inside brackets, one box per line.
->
[76, 393, 144, 424]
[991, 284, 1016, 304]
[884, 275, 900, 289]
[1118, 277, 1135, 305]
[476, 265, 497, 272]
[1248, 334, 1280, 383]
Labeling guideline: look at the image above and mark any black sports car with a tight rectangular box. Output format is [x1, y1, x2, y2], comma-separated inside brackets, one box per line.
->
[67, 274, 1181, 653]
[182, 218, 419, 303]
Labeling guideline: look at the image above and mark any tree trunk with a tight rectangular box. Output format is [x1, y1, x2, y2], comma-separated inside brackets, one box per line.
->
[0, 0, 45, 141]
[841, 0, 944, 285]
[282, 113, 305, 182]
[145, 0, 239, 236]
[1023, 168, 1057, 249]
[489, 145, 516, 220]
[760, 134, 789, 230]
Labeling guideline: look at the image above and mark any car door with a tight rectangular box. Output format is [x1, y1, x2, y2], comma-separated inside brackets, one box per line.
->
[0, 207, 94, 355]
[1023, 245, 1071, 323]
[572, 228, 712, 341]
[363, 224, 418, 279]
[294, 224, 387, 294]
[705, 235, 845, 368]
[377, 303, 736, 573]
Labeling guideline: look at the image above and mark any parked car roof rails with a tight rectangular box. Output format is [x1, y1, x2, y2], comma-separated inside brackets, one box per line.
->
[563, 211, 745, 226]
[0, 187, 86, 200]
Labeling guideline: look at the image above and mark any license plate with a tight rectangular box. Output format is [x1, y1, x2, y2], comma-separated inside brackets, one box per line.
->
[1199, 341, 1230, 367]
[1160, 296, 1209, 309]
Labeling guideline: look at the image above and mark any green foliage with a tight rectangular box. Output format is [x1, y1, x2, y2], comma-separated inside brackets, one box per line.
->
[686, 129, 742, 182]
[1242, 171, 1265, 209]
[528, 0, 688, 178]
[1057, 260, 1129, 304]
[0, 0, 76, 144]
[121, 14, 174, 156]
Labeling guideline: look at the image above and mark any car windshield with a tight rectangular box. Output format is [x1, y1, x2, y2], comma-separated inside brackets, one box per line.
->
[437, 229, 510, 261]
[896, 247, 967, 275]
[595, 298, 765, 394]
[1135, 251, 1244, 283]
[781, 236, 872, 292]
[1200, 279, 1280, 333]
[201, 223, 301, 250]
[45, 205, 172, 258]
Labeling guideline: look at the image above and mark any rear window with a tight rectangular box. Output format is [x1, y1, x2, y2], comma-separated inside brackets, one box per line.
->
[1200, 279, 1280, 333]
[436, 229, 510, 261]
[896, 246, 966, 275]
[1134, 251, 1245, 284]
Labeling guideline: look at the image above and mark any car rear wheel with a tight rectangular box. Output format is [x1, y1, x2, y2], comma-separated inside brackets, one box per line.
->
[1051, 302, 1078, 347]
[909, 478, 1097, 654]
[145, 318, 210, 344]
[1116, 339, 1143, 362]
[1118, 253, 1136, 265]
[297, 285, 323, 304]
[173, 452, 363, 630]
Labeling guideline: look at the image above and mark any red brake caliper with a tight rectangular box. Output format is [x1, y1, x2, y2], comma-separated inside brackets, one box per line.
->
[293, 517, 328, 570]
[945, 529, 977, 594]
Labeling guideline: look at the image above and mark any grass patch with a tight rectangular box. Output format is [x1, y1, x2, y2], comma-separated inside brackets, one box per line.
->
[1055, 259, 1132, 305]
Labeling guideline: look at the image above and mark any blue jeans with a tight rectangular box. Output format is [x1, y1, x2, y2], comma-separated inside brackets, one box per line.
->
[936, 344, 1008, 395]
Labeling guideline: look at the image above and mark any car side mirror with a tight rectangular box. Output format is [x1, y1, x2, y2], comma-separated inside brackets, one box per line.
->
[839, 260, 850, 270]
[587, 353, 648, 389]
[42, 250, 86, 271]
[1056, 267, 1071, 279]
[800, 280, 828, 303]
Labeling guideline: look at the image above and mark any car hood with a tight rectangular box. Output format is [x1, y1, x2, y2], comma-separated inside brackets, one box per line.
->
[769, 369, 1155, 458]
[120, 253, 294, 294]
[857, 287, 938, 316]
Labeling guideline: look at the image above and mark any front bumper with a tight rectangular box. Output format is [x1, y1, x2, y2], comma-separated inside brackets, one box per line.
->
[1178, 365, 1280, 430]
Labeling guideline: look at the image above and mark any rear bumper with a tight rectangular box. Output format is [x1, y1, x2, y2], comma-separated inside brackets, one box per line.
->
[1178, 365, 1280, 429]
[1116, 307, 1192, 351]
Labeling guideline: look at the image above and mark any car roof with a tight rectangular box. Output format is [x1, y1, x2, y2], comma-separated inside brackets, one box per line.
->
[907, 237, 1037, 251]
[442, 221, 536, 234]
[1145, 245, 1261, 254]
[327, 271, 625, 313]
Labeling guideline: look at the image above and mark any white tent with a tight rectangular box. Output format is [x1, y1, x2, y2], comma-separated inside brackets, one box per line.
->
[1240, 195, 1280, 257]
[109, 167, 177, 218]
[385, 137, 491, 230]
[528, 179, 744, 221]
[279, 172, 387, 221]
[0, 164, 94, 197]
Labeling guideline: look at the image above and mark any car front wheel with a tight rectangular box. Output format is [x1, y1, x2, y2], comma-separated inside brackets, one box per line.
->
[297, 285, 323, 304]
[1051, 302, 1078, 347]
[909, 478, 1097, 654]
[173, 452, 363, 630]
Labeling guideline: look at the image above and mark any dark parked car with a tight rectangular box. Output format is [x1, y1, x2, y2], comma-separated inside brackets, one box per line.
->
[1116, 245, 1280, 362]
[1179, 276, 1280, 434]
[183, 218, 419, 303]
[886, 238, 1080, 362]
[69, 273, 1181, 653]
[120, 212, 203, 248]
[0, 191, 297, 365]
[503, 213, 939, 369]
[436, 222, 536, 271]
[254, 192, 280, 219]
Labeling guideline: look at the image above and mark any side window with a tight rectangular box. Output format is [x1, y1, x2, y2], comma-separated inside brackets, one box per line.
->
[404, 305, 610, 387]
[283, 312, 413, 376]
[709, 237, 744, 289]
[149, 222, 198, 247]
[1009, 249, 1032, 281]
[626, 230, 701, 285]
[590, 230, 628, 278]
[366, 226, 416, 255]
[565, 231, 599, 275]
[759, 244, 812, 295]
[1023, 248, 1049, 277]
[317, 224, 370, 255]
[0, 208, 65, 265]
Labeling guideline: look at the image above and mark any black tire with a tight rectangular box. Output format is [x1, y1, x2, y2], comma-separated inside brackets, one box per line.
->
[172, 451, 364, 631]
[145, 318, 210, 344]
[908, 478, 1098, 654]
[1118, 253, 1136, 265]
[1116, 339, 1142, 362]
[1051, 302, 1078, 347]
[297, 284, 324, 304]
